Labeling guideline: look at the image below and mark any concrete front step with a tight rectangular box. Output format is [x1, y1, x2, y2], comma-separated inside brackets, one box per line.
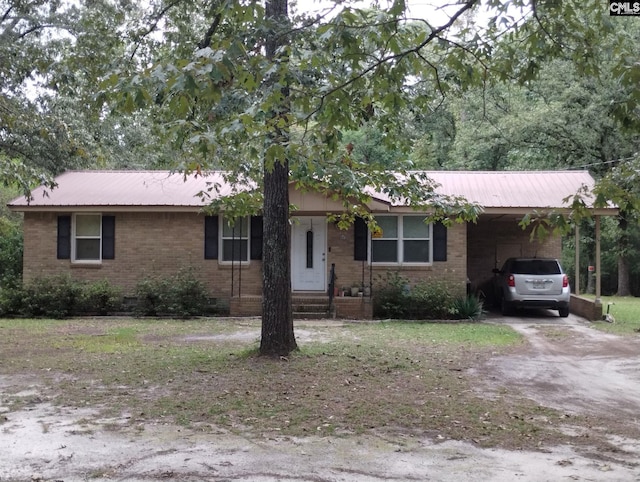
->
[292, 295, 330, 319]
[293, 304, 330, 312]
[293, 311, 332, 319]
[292, 302, 331, 319]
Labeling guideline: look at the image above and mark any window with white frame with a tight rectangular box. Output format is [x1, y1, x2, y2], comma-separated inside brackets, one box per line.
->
[221, 216, 249, 262]
[73, 214, 101, 261]
[371, 215, 431, 264]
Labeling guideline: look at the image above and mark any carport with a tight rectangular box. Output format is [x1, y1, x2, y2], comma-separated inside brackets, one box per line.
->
[457, 171, 618, 318]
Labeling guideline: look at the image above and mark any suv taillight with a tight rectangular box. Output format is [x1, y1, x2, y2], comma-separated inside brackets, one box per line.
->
[508, 274, 515, 287]
[562, 274, 568, 288]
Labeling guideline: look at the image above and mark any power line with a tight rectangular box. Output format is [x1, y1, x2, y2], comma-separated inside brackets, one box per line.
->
[569, 155, 638, 170]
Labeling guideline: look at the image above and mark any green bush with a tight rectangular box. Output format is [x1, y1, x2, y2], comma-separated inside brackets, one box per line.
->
[134, 276, 170, 316]
[373, 271, 410, 318]
[77, 279, 123, 315]
[450, 295, 485, 321]
[373, 272, 464, 320]
[21, 275, 81, 319]
[0, 218, 23, 288]
[0, 284, 26, 316]
[410, 280, 458, 319]
[134, 268, 211, 317]
[0, 276, 123, 318]
[167, 268, 211, 317]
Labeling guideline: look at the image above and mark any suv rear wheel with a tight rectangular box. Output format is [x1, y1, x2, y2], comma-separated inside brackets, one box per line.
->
[501, 298, 514, 316]
[558, 307, 569, 318]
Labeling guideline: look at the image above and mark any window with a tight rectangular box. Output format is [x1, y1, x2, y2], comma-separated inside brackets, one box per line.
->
[74, 214, 101, 261]
[203, 215, 262, 261]
[59, 214, 115, 263]
[221, 216, 249, 262]
[371, 215, 432, 264]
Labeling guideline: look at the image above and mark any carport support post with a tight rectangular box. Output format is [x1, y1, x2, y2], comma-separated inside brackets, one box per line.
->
[595, 215, 602, 306]
[575, 223, 580, 295]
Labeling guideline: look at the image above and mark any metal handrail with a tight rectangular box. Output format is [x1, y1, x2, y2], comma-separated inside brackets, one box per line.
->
[328, 263, 336, 313]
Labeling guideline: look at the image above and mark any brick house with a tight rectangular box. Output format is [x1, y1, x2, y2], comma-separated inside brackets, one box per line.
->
[8, 170, 614, 318]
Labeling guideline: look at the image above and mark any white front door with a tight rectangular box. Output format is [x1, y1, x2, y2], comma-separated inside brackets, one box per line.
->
[291, 217, 327, 292]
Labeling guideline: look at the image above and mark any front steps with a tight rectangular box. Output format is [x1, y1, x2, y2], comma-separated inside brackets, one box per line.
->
[292, 296, 332, 319]
[229, 294, 373, 319]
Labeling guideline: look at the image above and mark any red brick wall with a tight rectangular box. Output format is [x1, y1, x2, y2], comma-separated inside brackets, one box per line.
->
[22, 212, 263, 298]
[326, 221, 468, 293]
[467, 216, 562, 295]
[25, 212, 546, 315]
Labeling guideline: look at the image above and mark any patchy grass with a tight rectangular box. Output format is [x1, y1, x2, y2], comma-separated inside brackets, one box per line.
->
[583, 296, 640, 335]
[0, 317, 583, 450]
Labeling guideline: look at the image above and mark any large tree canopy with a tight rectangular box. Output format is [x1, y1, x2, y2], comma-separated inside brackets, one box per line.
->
[99, 0, 507, 354]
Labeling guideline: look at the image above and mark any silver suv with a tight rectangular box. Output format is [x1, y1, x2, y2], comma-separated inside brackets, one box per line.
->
[493, 258, 570, 317]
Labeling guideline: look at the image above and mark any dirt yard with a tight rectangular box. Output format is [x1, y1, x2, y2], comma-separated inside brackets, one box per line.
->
[2, 313, 640, 481]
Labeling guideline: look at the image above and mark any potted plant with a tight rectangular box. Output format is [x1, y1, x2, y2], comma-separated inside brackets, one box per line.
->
[351, 282, 361, 297]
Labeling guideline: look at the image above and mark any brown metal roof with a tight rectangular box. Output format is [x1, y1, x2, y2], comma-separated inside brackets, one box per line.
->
[8, 169, 608, 213]
[9, 171, 238, 210]
[374, 170, 600, 209]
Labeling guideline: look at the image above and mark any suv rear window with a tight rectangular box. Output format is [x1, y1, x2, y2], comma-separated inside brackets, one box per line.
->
[511, 260, 561, 275]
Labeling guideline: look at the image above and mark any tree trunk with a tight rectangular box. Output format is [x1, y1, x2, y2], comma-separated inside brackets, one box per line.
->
[260, 159, 296, 355]
[617, 214, 631, 296]
[260, 0, 297, 356]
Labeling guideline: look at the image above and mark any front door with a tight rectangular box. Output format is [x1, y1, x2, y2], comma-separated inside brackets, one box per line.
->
[291, 216, 327, 292]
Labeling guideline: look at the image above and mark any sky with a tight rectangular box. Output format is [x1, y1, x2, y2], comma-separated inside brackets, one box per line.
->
[294, 0, 495, 36]
[296, 0, 477, 24]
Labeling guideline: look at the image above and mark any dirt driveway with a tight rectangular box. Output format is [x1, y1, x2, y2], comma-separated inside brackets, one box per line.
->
[2, 313, 640, 482]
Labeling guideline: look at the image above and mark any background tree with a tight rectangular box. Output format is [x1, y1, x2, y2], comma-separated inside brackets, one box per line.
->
[413, 3, 640, 295]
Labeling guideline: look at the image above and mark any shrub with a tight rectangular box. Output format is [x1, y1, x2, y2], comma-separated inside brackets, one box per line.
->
[134, 276, 170, 316]
[0, 218, 23, 288]
[0, 284, 25, 316]
[410, 280, 458, 319]
[134, 268, 211, 317]
[450, 295, 485, 321]
[373, 272, 464, 320]
[21, 275, 81, 318]
[77, 279, 123, 315]
[0, 276, 124, 318]
[167, 268, 211, 317]
[373, 272, 410, 318]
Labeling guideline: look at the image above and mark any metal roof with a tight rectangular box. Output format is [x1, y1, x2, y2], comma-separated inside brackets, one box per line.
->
[8, 169, 607, 212]
[376, 170, 600, 209]
[9, 171, 240, 210]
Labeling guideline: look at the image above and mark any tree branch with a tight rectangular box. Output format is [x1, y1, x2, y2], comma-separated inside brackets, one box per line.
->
[308, 0, 480, 123]
[129, 0, 184, 61]
[1, 4, 13, 23]
[197, 12, 222, 49]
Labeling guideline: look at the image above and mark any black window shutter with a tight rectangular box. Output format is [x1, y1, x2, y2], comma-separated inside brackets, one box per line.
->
[102, 216, 115, 260]
[250, 215, 263, 260]
[433, 222, 447, 262]
[204, 215, 219, 259]
[354, 217, 368, 261]
[57, 215, 71, 259]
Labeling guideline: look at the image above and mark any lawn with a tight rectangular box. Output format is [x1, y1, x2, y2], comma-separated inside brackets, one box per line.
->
[583, 295, 640, 335]
[0, 317, 582, 450]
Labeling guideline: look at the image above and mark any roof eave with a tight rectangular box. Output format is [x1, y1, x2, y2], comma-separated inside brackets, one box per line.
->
[9, 205, 206, 213]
